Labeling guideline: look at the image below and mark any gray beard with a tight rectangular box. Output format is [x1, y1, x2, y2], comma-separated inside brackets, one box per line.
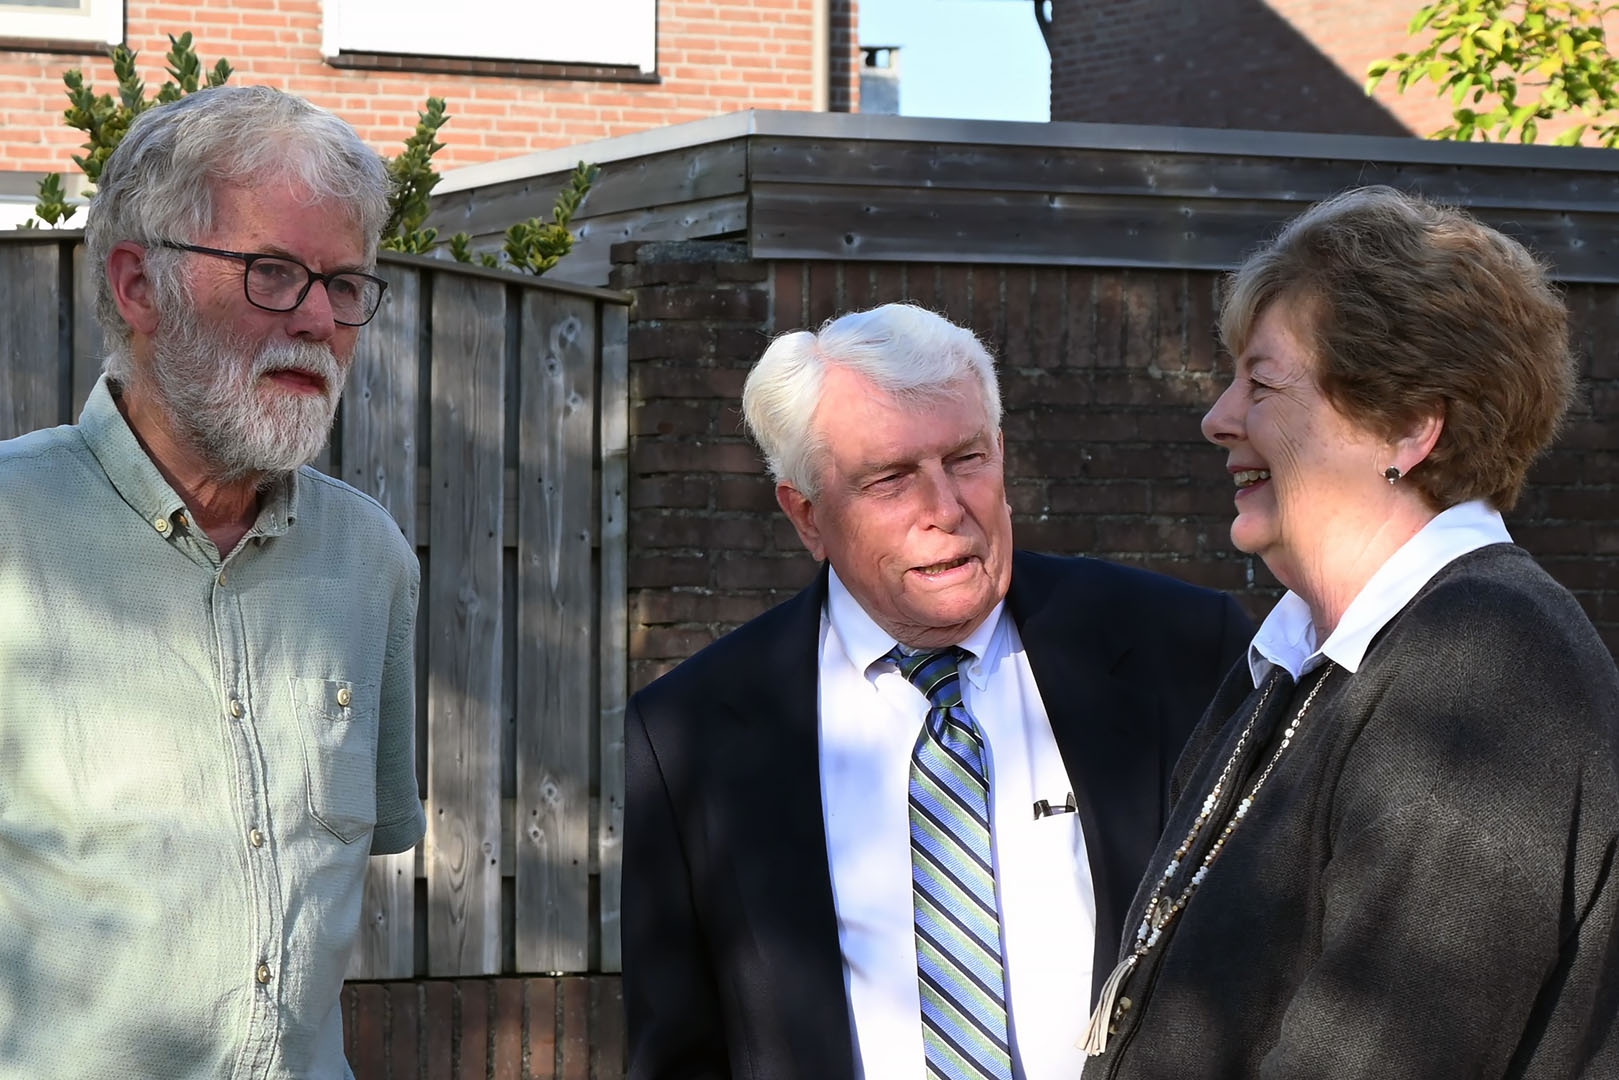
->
[147, 314, 345, 485]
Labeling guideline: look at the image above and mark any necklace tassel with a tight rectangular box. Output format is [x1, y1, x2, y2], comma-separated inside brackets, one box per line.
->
[1080, 954, 1137, 1056]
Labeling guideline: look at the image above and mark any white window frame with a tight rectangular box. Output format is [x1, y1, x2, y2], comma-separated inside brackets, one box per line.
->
[0, 0, 122, 47]
[321, 0, 656, 73]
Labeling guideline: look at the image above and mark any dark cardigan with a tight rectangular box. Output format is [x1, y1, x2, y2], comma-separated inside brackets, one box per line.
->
[1082, 544, 1619, 1080]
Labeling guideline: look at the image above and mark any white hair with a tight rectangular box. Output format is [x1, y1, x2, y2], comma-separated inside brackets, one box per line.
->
[742, 303, 1002, 498]
[85, 84, 391, 374]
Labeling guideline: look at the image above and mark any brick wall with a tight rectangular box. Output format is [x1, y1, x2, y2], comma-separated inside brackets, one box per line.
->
[616, 243, 1619, 688]
[1, 0, 861, 176]
[829, 0, 861, 113]
[1048, 0, 1497, 137]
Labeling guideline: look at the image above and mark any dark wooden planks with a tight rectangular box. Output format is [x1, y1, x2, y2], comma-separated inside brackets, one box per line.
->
[515, 289, 597, 972]
[432, 140, 749, 239]
[426, 272, 507, 976]
[750, 181, 1619, 282]
[70, 242, 105, 415]
[746, 136, 1619, 211]
[342, 976, 629, 1080]
[596, 302, 629, 973]
[429, 144, 749, 287]
[553, 195, 749, 287]
[0, 241, 63, 439]
[344, 265, 423, 981]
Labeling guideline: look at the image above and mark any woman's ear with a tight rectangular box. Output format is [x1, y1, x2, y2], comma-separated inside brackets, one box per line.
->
[1393, 407, 1445, 475]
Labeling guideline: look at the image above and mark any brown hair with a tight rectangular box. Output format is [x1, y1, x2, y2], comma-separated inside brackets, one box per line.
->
[1220, 185, 1574, 511]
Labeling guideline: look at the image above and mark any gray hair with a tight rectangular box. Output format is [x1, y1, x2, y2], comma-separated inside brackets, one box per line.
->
[742, 303, 1002, 498]
[86, 84, 391, 371]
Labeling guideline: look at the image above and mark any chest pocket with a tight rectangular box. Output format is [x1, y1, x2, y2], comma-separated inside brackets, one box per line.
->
[291, 676, 379, 844]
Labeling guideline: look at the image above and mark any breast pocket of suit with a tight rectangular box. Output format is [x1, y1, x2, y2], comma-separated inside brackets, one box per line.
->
[291, 676, 380, 844]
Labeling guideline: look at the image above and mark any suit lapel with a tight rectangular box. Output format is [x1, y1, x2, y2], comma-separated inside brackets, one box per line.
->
[720, 567, 856, 1080]
[1006, 553, 1166, 1004]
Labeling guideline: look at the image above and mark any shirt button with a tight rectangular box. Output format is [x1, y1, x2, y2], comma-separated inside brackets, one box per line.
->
[216, 571, 227, 587]
[255, 963, 272, 985]
[153, 516, 170, 534]
[336, 687, 352, 708]
[228, 698, 244, 719]
[249, 828, 264, 848]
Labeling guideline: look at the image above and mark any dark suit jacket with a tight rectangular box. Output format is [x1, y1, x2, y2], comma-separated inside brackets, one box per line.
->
[1082, 545, 1619, 1080]
[624, 551, 1254, 1080]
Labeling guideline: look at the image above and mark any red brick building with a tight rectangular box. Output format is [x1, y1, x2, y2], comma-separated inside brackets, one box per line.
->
[0, 0, 860, 224]
[1046, 0, 1599, 138]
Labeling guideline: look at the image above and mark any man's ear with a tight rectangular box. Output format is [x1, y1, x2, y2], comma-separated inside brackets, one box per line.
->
[105, 241, 163, 338]
[776, 482, 827, 561]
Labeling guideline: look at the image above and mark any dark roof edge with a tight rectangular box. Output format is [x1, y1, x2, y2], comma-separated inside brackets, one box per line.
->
[438, 108, 1619, 193]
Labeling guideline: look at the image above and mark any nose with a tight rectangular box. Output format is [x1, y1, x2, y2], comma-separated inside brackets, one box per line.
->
[285, 279, 339, 343]
[917, 463, 967, 531]
[1201, 377, 1244, 446]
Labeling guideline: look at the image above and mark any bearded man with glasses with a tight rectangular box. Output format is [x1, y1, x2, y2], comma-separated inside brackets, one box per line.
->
[0, 85, 423, 1079]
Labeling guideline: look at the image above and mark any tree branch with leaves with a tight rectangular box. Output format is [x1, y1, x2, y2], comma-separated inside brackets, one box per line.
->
[26, 31, 597, 278]
[28, 32, 231, 226]
[1368, 0, 1619, 146]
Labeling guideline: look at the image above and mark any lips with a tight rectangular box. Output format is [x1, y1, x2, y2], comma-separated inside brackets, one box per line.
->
[264, 367, 329, 395]
[913, 556, 972, 577]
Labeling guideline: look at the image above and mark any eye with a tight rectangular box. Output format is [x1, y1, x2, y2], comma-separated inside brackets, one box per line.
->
[327, 275, 362, 301]
[249, 258, 300, 291]
[1248, 375, 1274, 394]
[864, 472, 905, 492]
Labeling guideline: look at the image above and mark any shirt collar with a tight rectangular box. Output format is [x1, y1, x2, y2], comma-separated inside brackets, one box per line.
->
[79, 375, 300, 543]
[1248, 499, 1511, 685]
[825, 566, 1007, 688]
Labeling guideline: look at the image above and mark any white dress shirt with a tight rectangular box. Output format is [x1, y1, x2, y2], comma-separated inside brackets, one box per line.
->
[818, 569, 1097, 1080]
[1249, 499, 1512, 685]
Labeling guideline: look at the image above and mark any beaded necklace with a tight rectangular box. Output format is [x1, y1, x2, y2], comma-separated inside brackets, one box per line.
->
[1080, 663, 1337, 1056]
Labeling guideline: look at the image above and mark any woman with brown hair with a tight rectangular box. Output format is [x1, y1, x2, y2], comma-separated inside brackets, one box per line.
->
[1081, 185, 1619, 1079]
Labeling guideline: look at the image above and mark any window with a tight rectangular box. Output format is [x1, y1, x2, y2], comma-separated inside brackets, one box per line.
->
[321, 0, 656, 74]
[0, 0, 122, 49]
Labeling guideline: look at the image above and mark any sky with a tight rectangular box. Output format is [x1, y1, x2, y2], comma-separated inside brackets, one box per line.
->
[857, 0, 1050, 122]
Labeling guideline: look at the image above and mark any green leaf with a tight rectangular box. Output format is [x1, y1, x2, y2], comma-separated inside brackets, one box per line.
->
[1459, 31, 1478, 67]
[1553, 122, 1589, 143]
[31, 172, 73, 226]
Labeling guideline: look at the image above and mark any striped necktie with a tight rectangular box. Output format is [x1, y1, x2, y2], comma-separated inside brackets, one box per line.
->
[888, 645, 1014, 1080]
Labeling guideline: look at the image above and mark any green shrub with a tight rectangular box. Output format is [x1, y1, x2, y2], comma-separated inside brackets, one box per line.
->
[26, 31, 597, 277]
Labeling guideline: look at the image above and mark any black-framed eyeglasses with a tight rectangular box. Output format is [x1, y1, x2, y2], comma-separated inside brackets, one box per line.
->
[156, 241, 389, 327]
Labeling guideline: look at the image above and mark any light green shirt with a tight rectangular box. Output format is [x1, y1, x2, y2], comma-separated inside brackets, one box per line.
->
[0, 377, 424, 1079]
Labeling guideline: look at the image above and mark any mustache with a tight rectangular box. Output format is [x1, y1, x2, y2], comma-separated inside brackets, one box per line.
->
[250, 339, 342, 386]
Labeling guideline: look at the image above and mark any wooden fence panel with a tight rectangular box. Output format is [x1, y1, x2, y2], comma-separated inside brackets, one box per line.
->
[0, 243, 62, 439]
[597, 303, 630, 972]
[426, 273, 507, 976]
[515, 290, 597, 972]
[343, 265, 423, 981]
[71, 244, 105, 414]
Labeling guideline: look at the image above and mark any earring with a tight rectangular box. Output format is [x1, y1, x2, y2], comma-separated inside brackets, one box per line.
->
[1384, 465, 1402, 485]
